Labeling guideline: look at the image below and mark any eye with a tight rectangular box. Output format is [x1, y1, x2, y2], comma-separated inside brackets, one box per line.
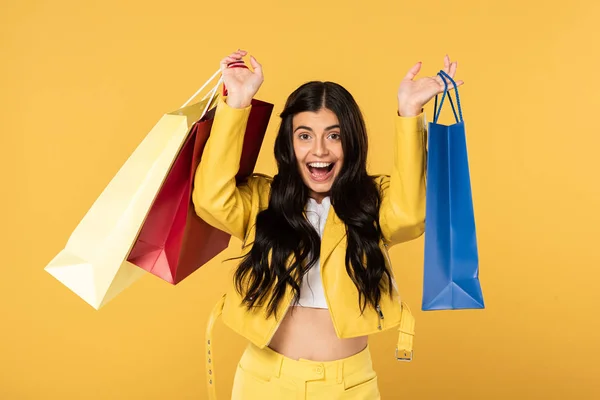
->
[328, 132, 341, 140]
[298, 133, 311, 140]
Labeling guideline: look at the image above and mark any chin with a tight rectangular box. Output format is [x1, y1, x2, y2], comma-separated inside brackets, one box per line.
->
[307, 183, 333, 196]
[302, 172, 340, 198]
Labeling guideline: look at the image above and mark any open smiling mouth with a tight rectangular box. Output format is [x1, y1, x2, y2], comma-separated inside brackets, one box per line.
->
[307, 162, 335, 182]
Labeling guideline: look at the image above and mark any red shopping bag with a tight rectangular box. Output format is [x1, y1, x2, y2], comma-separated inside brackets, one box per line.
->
[127, 99, 273, 284]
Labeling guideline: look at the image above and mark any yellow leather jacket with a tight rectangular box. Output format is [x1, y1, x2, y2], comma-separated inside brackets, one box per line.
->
[193, 98, 426, 361]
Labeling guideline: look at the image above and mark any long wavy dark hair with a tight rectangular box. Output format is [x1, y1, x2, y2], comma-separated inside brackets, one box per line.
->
[234, 81, 393, 318]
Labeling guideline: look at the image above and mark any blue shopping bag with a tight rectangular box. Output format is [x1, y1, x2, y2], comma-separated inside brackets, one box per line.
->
[422, 70, 484, 311]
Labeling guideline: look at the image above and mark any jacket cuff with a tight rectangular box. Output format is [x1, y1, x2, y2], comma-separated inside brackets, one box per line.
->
[395, 111, 426, 135]
[217, 97, 253, 113]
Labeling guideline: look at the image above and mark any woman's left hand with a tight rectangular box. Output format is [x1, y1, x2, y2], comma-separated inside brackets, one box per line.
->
[397, 55, 463, 117]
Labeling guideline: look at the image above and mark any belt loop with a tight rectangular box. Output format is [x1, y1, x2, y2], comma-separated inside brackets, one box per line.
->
[336, 360, 344, 384]
[206, 294, 226, 400]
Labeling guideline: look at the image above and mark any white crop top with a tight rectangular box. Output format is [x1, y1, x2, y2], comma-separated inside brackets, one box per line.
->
[294, 196, 331, 309]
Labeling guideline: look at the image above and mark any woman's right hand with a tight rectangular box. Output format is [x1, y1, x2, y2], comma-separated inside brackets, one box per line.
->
[220, 49, 264, 109]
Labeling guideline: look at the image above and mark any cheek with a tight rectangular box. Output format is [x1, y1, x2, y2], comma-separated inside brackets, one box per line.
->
[293, 143, 307, 173]
[334, 144, 344, 164]
[293, 141, 309, 163]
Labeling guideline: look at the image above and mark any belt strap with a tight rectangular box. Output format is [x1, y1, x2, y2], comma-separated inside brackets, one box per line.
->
[206, 294, 226, 400]
[396, 301, 415, 361]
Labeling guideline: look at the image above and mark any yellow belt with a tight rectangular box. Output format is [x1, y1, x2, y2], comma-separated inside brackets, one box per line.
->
[396, 301, 415, 361]
[205, 294, 225, 400]
[204, 295, 415, 399]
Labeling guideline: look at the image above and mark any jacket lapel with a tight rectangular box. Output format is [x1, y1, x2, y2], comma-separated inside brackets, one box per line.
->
[320, 206, 346, 266]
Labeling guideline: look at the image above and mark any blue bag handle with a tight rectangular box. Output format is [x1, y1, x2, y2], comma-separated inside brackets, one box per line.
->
[433, 70, 463, 124]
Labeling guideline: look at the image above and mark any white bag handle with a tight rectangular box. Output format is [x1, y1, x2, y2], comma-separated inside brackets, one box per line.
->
[180, 68, 224, 119]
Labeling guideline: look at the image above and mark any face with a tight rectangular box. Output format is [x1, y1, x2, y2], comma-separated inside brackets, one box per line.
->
[292, 108, 344, 202]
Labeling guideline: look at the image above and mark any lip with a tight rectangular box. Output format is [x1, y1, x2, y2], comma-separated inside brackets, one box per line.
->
[306, 162, 335, 183]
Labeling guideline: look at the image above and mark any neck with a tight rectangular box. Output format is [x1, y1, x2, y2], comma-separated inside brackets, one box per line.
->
[309, 191, 330, 204]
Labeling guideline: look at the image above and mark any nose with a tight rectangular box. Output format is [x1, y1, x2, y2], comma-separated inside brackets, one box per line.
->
[312, 136, 330, 157]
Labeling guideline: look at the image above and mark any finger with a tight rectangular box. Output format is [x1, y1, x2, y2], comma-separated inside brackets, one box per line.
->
[449, 61, 457, 78]
[222, 55, 245, 68]
[221, 56, 242, 67]
[403, 62, 422, 81]
[228, 53, 244, 60]
[435, 65, 461, 85]
[434, 75, 459, 93]
[444, 80, 464, 91]
[443, 55, 450, 74]
[434, 75, 446, 89]
[226, 50, 245, 61]
[220, 55, 243, 71]
[249, 55, 263, 77]
[220, 57, 230, 71]
[220, 58, 234, 70]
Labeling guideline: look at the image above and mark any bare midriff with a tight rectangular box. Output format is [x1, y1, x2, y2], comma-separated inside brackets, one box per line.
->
[267, 305, 368, 361]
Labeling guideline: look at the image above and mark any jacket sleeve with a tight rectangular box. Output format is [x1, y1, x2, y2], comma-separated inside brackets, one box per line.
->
[192, 98, 265, 241]
[379, 112, 427, 247]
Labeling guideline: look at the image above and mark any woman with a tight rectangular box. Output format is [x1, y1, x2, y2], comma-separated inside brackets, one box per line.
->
[193, 49, 462, 399]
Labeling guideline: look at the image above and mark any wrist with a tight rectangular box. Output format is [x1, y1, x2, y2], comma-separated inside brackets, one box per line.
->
[397, 99, 422, 117]
[397, 108, 422, 117]
[226, 96, 252, 109]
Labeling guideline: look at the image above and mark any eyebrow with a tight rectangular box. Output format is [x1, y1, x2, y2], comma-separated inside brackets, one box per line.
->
[293, 124, 340, 133]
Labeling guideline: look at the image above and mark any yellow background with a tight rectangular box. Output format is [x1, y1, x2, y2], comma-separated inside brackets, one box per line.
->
[1, 0, 599, 398]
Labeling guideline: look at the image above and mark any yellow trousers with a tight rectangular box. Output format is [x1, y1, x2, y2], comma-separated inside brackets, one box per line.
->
[206, 295, 383, 399]
[232, 342, 381, 399]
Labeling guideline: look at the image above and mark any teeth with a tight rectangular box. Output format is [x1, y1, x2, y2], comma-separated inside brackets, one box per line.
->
[308, 162, 332, 168]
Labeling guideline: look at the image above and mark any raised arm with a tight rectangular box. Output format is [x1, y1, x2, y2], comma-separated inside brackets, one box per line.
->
[192, 50, 267, 240]
[380, 55, 463, 246]
[378, 112, 427, 246]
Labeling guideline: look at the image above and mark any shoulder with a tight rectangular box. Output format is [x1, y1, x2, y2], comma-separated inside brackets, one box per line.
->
[246, 173, 273, 188]
[371, 174, 391, 191]
[242, 173, 273, 206]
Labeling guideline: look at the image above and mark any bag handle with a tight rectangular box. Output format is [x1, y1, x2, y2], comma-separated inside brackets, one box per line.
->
[180, 68, 223, 120]
[433, 70, 463, 124]
[179, 61, 250, 119]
